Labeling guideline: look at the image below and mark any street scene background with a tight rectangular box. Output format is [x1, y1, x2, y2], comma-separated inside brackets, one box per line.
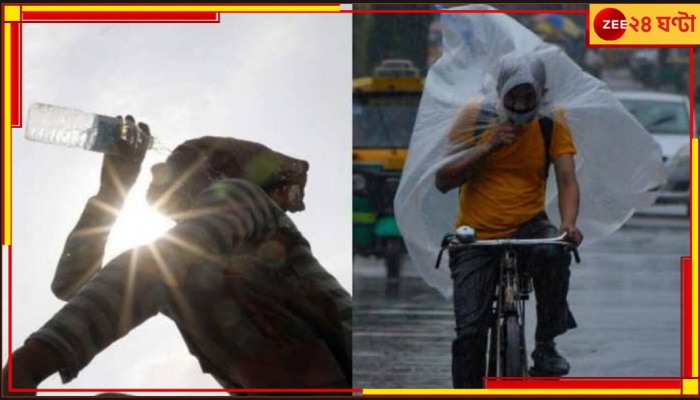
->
[352, 4, 692, 387]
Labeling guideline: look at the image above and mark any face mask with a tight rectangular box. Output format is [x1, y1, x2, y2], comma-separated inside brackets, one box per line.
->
[496, 56, 545, 127]
[505, 108, 538, 125]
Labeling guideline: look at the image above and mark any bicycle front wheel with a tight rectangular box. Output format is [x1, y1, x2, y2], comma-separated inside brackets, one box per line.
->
[504, 315, 525, 377]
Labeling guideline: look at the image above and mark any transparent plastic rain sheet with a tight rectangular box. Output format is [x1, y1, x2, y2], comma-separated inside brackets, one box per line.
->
[394, 5, 667, 298]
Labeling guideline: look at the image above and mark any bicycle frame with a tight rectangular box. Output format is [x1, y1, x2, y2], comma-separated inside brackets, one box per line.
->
[487, 246, 532, 377]
[438, 228, 580, 379]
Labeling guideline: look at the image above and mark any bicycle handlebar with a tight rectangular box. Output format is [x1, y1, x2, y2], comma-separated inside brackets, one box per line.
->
[449, 232, 570, 247]
[435, 229, 581, 269]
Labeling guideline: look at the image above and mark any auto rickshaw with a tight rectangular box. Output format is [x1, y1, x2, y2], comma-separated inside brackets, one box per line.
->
[353, 59, 424, 282]
[530, 14, 586, 67]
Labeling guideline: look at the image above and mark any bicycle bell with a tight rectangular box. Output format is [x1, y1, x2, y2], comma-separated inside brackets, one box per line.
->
[455, 225, 476, 243]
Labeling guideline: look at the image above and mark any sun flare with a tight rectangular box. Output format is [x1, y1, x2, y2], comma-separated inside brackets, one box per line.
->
[105, 190, 174, 260]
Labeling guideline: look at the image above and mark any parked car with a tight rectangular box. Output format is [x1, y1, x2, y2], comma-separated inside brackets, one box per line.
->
[658, 144, 690, 216]
[614, 91, 690, 161]
[614, 91, 691, 213]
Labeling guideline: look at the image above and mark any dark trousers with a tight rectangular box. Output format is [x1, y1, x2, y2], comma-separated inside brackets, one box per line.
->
[449, 213, 577, 388]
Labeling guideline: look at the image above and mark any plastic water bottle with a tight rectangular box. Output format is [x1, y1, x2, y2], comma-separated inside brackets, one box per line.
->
[25, 103, 153, 154]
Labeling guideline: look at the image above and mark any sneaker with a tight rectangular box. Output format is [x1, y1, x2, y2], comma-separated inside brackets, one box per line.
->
[530, 341, 570, 376]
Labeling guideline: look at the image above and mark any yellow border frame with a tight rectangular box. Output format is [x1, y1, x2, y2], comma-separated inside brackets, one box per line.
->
[3, 19, 12, 244]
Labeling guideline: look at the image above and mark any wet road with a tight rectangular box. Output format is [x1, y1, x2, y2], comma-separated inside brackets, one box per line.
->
[352, 208, 689, 388]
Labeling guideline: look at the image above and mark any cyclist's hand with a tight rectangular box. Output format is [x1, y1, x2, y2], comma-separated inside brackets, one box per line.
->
[560, 225, 583, 247]
[486, 124, 517, 151]
[98, 115, 151, 201]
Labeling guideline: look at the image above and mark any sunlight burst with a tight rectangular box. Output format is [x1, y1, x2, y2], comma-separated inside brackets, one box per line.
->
[105, 191, 174, 261]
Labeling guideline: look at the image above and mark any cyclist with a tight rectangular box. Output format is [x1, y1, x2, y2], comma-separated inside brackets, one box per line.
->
[3, 118, 351, 395]
[434, 53, 583, 388]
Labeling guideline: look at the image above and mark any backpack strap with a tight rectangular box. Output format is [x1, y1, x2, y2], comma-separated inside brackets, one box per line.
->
[539, 116, 554, 180]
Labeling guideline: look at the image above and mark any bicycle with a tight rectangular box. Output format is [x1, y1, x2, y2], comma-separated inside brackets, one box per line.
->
[435, 225, 581, 378]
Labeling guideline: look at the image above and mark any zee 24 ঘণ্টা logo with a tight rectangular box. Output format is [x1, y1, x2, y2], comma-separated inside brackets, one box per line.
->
[593, 7, 696, 41]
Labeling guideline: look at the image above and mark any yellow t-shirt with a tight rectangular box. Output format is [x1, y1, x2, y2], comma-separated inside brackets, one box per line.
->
[453, 108, 577, 239]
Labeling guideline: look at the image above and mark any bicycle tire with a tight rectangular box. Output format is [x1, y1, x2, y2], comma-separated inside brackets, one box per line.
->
[486, 325, 499, 376]
[504, 315, 525, 377]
